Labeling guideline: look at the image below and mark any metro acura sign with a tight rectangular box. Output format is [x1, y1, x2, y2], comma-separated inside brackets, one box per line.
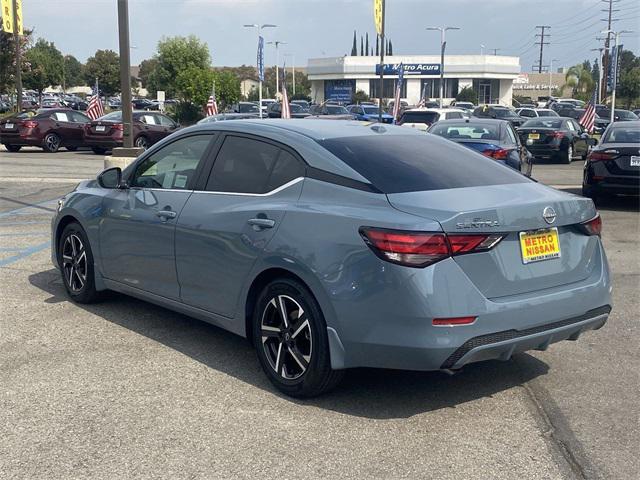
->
[375, 63, 441, 75]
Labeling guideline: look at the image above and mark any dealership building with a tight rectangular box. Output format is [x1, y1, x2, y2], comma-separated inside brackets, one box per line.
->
[306, 55, 521, 106]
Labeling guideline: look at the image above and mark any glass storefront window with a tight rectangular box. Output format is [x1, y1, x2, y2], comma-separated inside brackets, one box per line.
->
[369, 79, 407, 99]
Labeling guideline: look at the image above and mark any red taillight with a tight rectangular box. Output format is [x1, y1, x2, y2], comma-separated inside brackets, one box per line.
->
[433, 316, 477, 326]
[482, 148, 510, 160]
[579, 214, 602, 236]
[360, 228, 504, 268]
[588, 151, 614, 162]
[21, 120, 38, 128]
[550, 131, 565, 139]
[113, 123, 124, 131]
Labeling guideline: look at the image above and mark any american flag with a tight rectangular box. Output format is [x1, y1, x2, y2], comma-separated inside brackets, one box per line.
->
[392, 63, 405, 123]
[206, 83, 218, 116]
[281, 62, 291, 119]
[578, 87, 597, 134]
[86, 80, 104, 120]
[416, 83, 427, 108]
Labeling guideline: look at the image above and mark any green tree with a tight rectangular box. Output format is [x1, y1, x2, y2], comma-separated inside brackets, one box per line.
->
[23, 38, 64, 100]
[564, 63, 594, 100]
[63, 55, 83, 89]
[0, 30, 31, 95]
[84, 49, 120, 95]
[456, 86, 477, 103]
[365, 33, 369, 56]
[137, 58, 158, 88]
[351, 31, 357, 56]
[147, 35, 210, 98]
[351, 89, 370, 104]
[618, 67, 640, 108]
[212, 70, 240, 108]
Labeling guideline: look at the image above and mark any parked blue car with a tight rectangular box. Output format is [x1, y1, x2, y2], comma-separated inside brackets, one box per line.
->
[51, 119, 612, 397]
[347, 104, 394, 123]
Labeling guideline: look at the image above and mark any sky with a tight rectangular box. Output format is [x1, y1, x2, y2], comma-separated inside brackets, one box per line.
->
[21, 0, 640, 71]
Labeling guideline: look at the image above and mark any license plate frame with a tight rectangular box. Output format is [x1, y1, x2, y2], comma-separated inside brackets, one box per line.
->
[519, 227, 561, 265]
[528, 133, 540, 140]
[95, 125, 106, 132]
[631, 156, 640, 167]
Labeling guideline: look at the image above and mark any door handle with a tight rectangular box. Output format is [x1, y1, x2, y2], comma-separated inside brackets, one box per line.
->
[156, 210, 177, 219]
[247, 218, 275, 229]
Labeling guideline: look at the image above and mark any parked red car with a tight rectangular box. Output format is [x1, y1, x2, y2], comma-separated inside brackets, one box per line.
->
[83, 110, 180, 154]
[0, 109, 90, 152]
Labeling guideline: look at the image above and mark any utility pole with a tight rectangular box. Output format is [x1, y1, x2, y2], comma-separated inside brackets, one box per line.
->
[534, 26, 550, 73]
[267, 40, 286, 97]
[12, 0, 22, 113]
[117, 0, 133, 148]
[601, 0, 619, 102]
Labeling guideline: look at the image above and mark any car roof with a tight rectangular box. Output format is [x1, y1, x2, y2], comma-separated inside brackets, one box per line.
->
[403, 108, 463, 113]
[608, 120, 640, 128]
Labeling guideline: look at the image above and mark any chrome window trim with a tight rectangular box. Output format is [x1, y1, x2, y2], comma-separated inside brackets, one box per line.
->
[130, 177, 304, 197]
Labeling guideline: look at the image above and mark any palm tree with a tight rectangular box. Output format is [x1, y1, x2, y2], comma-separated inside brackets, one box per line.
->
[564, 64, 594, 99]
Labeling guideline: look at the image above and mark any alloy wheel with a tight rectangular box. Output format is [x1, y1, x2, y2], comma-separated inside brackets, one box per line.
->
[261, 295, 312, 380]
[135, 136, 149, 149]
[61, 233, 87, 292]
[45, 134, 60, 152]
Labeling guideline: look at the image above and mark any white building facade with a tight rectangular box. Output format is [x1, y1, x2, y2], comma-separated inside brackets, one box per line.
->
[307, 55, 521, 106]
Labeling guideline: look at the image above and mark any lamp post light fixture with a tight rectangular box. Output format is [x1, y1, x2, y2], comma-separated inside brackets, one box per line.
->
[427, 26, 460, 108]
[601, 29, 633, 123]
[243, 23, 277, 118]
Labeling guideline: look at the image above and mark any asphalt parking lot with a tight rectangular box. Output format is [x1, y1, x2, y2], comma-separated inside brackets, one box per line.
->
[1, 146, 638, 479]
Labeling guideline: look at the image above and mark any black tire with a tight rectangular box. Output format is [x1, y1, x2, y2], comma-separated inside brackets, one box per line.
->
[66, 146, 78, 152]
[559, 143, 573, 164]
[5, 144, 21, 152]
[134, 135, 149, 150]
[91, 147, 107, 155]
[252, 278, 344, 398]
[43, 133, 61, 153]
[58, 223, 101, 304]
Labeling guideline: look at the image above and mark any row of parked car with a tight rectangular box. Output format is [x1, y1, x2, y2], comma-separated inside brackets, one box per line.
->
[0, 108, 180, 153]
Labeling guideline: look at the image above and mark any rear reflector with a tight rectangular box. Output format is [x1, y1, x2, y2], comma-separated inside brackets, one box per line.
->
[360, 228, 504, 268]
[579, 214, 602, 236]
[433, 316, 477, 326]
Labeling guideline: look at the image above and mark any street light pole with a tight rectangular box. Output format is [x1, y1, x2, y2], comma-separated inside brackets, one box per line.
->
[601, 29, 632, 124]
[244, 23, 276, 118]
[117, 0, 133, 148]
[590, 47, 605, 104]
[285, 53, 295, 96]
[427, 26, 460, 108]
[267, 40, 287, 98]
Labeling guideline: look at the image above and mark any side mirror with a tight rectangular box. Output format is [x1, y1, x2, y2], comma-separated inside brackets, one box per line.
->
[98, 167, 123, 189]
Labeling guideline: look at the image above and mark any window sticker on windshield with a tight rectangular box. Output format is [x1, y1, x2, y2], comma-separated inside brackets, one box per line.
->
[174, 174, 188, 188]
[162, 172, 176, 189]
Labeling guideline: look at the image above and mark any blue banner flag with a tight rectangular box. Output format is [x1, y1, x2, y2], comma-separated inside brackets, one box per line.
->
[257, 36, 265, 82]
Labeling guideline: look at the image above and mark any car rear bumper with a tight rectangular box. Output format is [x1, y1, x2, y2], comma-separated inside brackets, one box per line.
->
[526, 145, 562, 157]
[84, 137, 122, 149]
[1, 133, 42, 146]
[329, 241, 612, 371]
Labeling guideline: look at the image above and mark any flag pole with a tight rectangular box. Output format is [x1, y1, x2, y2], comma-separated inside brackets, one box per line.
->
[377, 0, 386, 123]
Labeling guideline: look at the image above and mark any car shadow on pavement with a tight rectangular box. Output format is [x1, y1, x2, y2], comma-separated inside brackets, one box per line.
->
[556, 187, 639, 213]
[29, 268, 549, 419]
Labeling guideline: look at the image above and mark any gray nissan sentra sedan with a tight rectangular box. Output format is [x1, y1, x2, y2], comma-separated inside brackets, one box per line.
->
[51, 119, 612, 397]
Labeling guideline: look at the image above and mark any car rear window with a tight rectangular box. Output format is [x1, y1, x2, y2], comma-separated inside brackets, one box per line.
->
[429, 123, 500, 140]
[537, 110, 557, 117]
[522, 119, 563, 128]
[318, 135, 529, 194]
[603, 126, 640, 144]
[400, 111, 439, 124]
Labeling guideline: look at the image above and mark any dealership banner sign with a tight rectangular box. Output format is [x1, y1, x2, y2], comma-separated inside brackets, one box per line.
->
[375, 63, 441, 75]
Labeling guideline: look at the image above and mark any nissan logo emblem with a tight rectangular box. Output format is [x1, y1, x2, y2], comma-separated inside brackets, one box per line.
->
[543, 206, 557, 224]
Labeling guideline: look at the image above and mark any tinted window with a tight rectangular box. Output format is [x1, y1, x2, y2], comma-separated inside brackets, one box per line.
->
[522, 119, 563, 129]
[445, 112, 464, 119]
[266, 150, 305, 191]
[130, 135, 212, 189]
[505, 125, 518, 144]
[493, 108, 519, 119]
[70, 111, 90, 123]
[362, 106, 379, 114]
[101, 111, 122, 121]
[156, 114, 176, 127]
[429, 123, 499, 140]
[318, 135, 529, 194]
[400, 111, 439, 124]
[520, 109, 535, 117]
[206, 136, 280, 194]
[616, 110, 638, 120]
[326, 105, 349, 114]
[602, 126, 640, 143]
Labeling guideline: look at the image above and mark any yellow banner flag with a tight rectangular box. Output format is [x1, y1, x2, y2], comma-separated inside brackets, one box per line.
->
[1, 0, 23, 35]
[373, 0, 383, 35]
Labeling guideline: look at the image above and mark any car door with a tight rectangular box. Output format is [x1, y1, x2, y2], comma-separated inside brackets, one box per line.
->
[69, 111, 90, 145]
[155, 113, 179, 141]
[137, 113, 162, 144]
[175, 134, 305, 318]
[99, 133, 216, 299]
[51, 111, 79, 145]
[569, 119, 588, 156]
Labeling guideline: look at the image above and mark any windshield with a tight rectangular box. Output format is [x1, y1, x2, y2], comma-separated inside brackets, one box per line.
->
[400, 111, 439, 124]
[318, 135, 528, 194]
[362, 106, 380, 114]
[537, 110, 558, 117]
[99, 111, 122, 121]
[238, 103, 259, 113]
[522, 118, 563, 129]
[326, 105, 348, 114]
[603, 126, 640, 144]
[429, 123, 500, 140]
[455, 103, 474, 109]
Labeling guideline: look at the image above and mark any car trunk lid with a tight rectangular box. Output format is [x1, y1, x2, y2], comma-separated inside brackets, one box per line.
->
[518, 127, 564, 146]
[387, 183, 600, 298]
[593, 144, 640, 176]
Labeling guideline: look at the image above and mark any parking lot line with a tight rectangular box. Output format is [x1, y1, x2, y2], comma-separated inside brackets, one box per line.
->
[0, 240, 51, 267]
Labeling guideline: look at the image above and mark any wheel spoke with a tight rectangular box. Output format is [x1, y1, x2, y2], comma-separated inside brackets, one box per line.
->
[77, 250, 86, 266]
[62, 254, 73, 264]
[274, 341, 284, 376]
[288, 345, 309, 372]
[67, 266, 74, 287]
[261, 325, 280, 343]
[290, 318, 310, 339]
[70, 236, 77, 256]
[73, 269, 85, 288]
[277, 295, 289, 328]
